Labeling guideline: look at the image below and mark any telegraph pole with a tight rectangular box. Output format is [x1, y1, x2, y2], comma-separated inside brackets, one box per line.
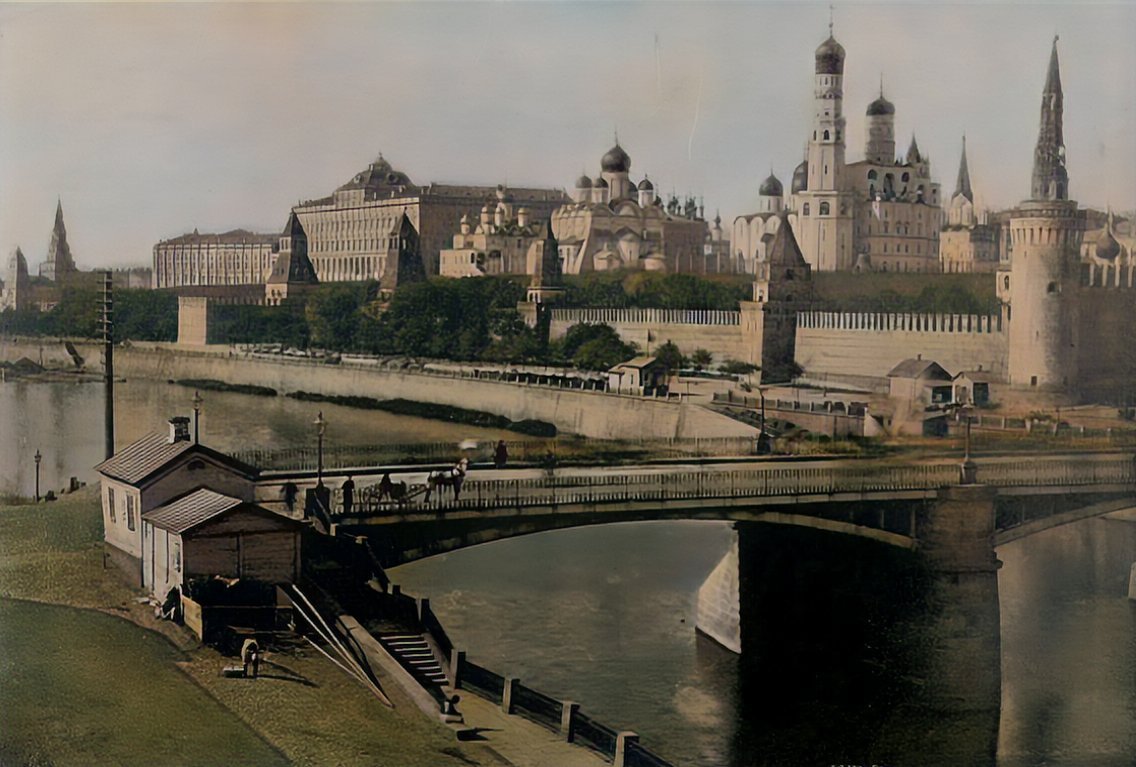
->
[100, 271, 115, 459]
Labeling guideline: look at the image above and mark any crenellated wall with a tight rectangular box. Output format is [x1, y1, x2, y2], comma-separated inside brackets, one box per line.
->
[794, 310, 1008, 382]
[548, 307, 747, 361]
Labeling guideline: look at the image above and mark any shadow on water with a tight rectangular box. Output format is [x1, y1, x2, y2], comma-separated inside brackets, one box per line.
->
[727, 523, 999, 767]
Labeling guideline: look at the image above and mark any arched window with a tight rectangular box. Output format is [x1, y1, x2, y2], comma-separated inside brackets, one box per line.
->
[803, 203, 810, 216]
[823, 130, 831, 141]
[868, 170, 878, 181]
[820, 202, 830, 215]
[901, 172, 910, 183]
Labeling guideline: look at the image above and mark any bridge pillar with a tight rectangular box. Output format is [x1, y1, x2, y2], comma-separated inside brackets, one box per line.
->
[1128, 562, 1136, 601]
[920, 484, 1002, 714]
[694, 527, 740, 653]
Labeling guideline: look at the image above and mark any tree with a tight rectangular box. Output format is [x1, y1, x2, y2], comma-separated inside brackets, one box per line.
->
[573, 336, 636, 371]
[305, 282, 372, 350]
[690, 348, 713, 371]
[653, 340, 685, 374]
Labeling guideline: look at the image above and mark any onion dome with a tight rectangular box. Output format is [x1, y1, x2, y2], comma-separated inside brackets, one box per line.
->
[1096, 223, 1121, 261]
[637, 177, 655, 191]
[594, 176, 609, 189]
[815, 35, 845, 75]
[866, 94, 895, 116]
[759, 173, 784, 197]
[791, 161, 808, 194]
[600, 143, 631, 173]
[576, 174, 593, 189]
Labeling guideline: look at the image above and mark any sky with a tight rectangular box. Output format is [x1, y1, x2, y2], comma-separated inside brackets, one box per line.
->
[1, 1, 1134, 270]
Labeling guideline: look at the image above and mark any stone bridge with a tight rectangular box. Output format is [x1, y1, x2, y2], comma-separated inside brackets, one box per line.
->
[315, 453, 1135, 566]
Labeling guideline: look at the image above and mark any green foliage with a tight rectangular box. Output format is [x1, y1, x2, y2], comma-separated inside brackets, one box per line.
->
[561, 270, 750, 311]
[555, 323, 637, 370]
[690, 348, 713, 371]
[719, 359, 759, 375]
[208, 303, 310, 348]
[116, 289, 178, 342]
[304, 282, 376, 350]
[811, 272, 998, 314]
[653, 340, 685, 373]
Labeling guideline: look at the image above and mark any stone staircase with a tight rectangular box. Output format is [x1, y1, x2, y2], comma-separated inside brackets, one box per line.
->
[379, 634, 449, 689]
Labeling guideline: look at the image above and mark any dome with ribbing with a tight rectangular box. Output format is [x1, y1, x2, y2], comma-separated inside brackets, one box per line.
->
[637, 177, 654, 191]
[791, 161, 809, 194]
[815, 35, 845, 75]
[1096, 226, 1121, 261]
[575, 174, 593, 189]
[600, 144, 631, 173]
[759, 173, 783, 197]
[867, 94, 895, 116]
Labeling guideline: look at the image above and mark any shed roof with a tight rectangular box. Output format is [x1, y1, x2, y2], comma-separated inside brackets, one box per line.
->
[142, 489, 244, 534]
[610, 355, 661, 371]
[95, 433, 259, 486]
[887, 358, 952, 381]
[954, 369, 997, 383]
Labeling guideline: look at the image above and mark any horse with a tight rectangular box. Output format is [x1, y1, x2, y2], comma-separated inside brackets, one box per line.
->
[375, 473, 411, 507]
[424, 458, 469, 503]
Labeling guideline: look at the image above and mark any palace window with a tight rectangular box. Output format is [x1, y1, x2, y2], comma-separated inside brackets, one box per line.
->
[803, 204, 810, 216]
[820, 202, 830, 215]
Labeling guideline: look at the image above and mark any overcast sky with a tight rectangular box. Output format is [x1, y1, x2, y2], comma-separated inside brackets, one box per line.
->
[1, 1, 1133, 270]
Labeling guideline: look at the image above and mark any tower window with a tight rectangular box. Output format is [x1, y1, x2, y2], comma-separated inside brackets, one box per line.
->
[820, 202, 830, 215]
[803, 204, 810, 216]
[1047, 282, 1058, 294]
[823, 130, 831, 141]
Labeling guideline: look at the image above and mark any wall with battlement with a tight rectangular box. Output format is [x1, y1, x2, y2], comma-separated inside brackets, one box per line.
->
[794, 311, 1008, 382]
[548, 307, 747, 361]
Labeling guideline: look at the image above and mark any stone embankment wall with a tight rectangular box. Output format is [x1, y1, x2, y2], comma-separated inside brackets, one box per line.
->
[0, 337, 755, 441]
[549, 308, 748, 362]
[794, 311, 1009, 383]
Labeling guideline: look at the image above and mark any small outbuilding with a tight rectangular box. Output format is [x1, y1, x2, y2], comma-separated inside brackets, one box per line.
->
[607, 355, 668, 395]
[142, 488, 303, 602]
[953, 369, 995, 406]
[887, 357, 953, 406]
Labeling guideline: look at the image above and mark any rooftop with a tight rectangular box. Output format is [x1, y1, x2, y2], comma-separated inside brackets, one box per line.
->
[142, 488, 243, 534]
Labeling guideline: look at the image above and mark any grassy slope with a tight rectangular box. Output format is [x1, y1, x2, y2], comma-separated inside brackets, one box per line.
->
[0, 490, 503, 767]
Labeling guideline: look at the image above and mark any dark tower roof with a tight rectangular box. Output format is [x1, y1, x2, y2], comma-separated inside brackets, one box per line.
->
[759, 173, 783, 197]
[637, 177, 655, 191]
[866, 94, 895, 116]
[815, 35, 845, 75]
[905, 135, 923, 165]
[601, 143, 631, 173]
[954, 136, 973, 202]
[791, 160, 808, 194]
[43, 198, 76, 279]
[532, 221, 563, 289]
[576, 174, 593, 189]
[1030, 36, 1069, 201]
[766, 213, 809, 268]
[1096, 212, 1121, 261]
[267, 213, 317, 286]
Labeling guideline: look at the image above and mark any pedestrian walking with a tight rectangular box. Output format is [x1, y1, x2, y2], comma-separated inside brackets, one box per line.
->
[494, 440, 508, 469]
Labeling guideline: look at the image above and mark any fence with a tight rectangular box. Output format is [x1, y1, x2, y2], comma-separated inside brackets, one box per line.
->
[329, 456, 1135, 517]
[796, 310, 1003, 334]
[551, 307, 741, 326]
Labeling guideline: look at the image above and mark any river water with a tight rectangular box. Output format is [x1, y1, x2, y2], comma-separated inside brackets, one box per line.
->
[3, 381, 1133, 766]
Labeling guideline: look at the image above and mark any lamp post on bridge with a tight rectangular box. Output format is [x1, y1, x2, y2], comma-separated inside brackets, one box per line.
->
[756, 385, 770, 455]
[314, 411, 327, 487]
[958, 400, 977, 485]
[192, 390, 203, 444]
[34, 449, 42, 503]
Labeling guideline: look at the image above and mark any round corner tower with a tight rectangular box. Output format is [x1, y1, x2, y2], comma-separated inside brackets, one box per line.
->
[1007, 38, 1084, 391]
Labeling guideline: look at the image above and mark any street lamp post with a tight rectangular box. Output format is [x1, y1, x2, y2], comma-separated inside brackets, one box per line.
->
[959, 401, 977, 485]
[192, 390, 203, 444]
[34, 449, 42, 502]
[314, 411, 327, 487]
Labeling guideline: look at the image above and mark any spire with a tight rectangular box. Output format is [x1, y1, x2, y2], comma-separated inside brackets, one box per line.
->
[906, 134, 922, 165]
[41, 197, 76, 281]
[54, 198, 65, 233]
[1030, 36, 1068, 201]
[955, 135, 973, 202]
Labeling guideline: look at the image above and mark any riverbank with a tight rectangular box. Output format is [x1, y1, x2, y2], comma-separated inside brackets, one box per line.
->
[0, 490, 507, 766]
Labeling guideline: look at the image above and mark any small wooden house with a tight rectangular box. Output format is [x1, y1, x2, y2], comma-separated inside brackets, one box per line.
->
[607, 355, 668, 395]
[953, 369, 995, 406]
[142, 488, 302, 601]
[95, 417, 259, 586]
[887, 357, 953, 406]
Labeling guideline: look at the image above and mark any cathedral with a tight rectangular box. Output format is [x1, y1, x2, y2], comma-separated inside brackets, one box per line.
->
[734, 28, 943, 273]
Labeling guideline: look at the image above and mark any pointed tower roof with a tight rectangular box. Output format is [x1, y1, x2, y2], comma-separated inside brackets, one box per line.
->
[1044, 36, 1062, 96]
[905, 135, 923, 165]
[1031, 36, 1068, 201]
[766, 213, 809, 268]
[267, 213, 317, 286]
[954, 136, 973, 202]
[41, 198, 76, 281]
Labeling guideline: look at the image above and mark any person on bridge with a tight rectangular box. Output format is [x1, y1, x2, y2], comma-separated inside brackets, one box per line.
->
[341, 475, 356, 515]
[494, 440, 508, 469]
[281, 482, 298, 513]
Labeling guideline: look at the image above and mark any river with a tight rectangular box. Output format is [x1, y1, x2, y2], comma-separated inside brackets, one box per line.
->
[3, 380, 1133, 766]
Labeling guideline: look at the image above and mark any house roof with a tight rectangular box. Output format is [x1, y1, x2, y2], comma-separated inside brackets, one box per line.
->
[954, 369, 996, 383]
[887, 358, 952, 381]
[610, 355, 661, 371]
[143, 489, 244, 534]
[95, 433, 259, 486]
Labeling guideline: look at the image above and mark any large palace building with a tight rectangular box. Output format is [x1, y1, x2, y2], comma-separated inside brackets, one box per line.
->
[292, 154, 567, 281]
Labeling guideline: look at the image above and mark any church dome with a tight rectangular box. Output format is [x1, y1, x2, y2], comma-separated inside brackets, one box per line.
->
[594, 176, 609, 188]
[815, 35, 845, 75]
[637, 177, 655, 191]
[867, 95, 895, 116]
[791, 161, 809, 194]
[759, 173, 783, 197]
[1096, 226, 1121, 261]
[576, 174, 593, 189]
[601, 144, 631, 173]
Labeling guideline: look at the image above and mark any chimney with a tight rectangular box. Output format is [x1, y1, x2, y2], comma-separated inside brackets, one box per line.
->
[168, 416, 191, 444]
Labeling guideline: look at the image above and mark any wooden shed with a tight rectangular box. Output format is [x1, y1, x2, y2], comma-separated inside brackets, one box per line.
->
[141, 488, 302, 601]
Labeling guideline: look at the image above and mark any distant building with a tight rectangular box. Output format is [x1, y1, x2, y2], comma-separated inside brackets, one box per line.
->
[38, 200, 79, 282]
[0, 247, 31, 311]
[940, 137, 1000, 274]
[439, 187, 547, 278]
[732, 173, 789, 274]
[152, 229, 279, 289]
[552, 142, 715, 274]
[264, 213, 318, 306]
[111, 267, 154, 290]
[607, 355, 668, 395]
[293, 154, 567, 282]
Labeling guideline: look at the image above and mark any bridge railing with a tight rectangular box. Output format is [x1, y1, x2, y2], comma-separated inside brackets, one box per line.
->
[331, 456, 1135, 517]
